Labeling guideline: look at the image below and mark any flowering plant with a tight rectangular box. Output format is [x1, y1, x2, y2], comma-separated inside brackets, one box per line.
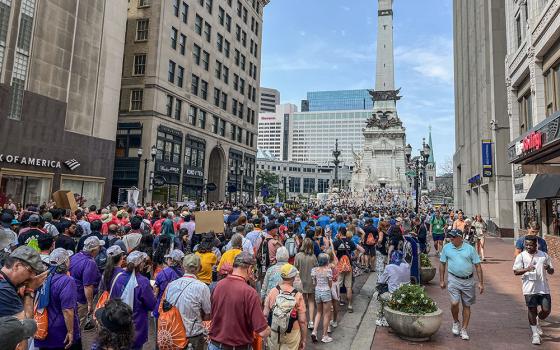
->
[420, 253, 432, 268]
[388, 284, 437, 314]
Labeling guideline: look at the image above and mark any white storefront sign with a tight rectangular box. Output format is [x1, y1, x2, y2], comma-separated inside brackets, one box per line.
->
[0, 154, 80, 170]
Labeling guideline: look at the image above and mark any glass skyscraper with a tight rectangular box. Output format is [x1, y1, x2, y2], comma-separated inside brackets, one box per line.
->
[302, 89, 374, 112]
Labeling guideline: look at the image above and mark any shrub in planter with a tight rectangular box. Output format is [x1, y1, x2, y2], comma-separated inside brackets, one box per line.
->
[385, 284, 442, 341]
[420, 254, 432, 268]
[420, 254, 436, 283]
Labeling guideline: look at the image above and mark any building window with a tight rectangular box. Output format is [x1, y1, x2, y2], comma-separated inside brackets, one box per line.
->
[130, 89, 143, 111]
[193, 44, 201, 65]
[225, 14, 232, 32]
[195, 15, 202, 35]
[205, 0, 213, 13]
[218, 6, 225, 25]
[185, 138, 205, 169]
[215, 60, 222, 79]
[289, 177, 300, 193]
[240, 54, 246, 70]
[235, 24, 241, 41]
[166, 95, 173, 117]
[191, 74, 199, 95]
[173, 0, 179, 16]
[17, 14, 32, 51]
[238, 102, 244, 119]
[189, 106, 197, 125]
[133, 54, 146, 75]
[219, 119, 226, 136]
[223, 65, 229, 83]
[544, 64, 560, 116]
[177, 66, 184, 87]
[519, 93, 532, 134]
[237, 1, 242, 17]
[60, 178, 104, 208]
[224, 40, 230, 57]
[139, 0, 150, 7]
[232, 99, 238, 115]
[241, 30, 246, 47]
[204, 22, 212, 42]
[233, 74, 239, 90]
[179, 34, 186, 55]
[231, 124, 236, 141]
[200, 80, 208, 100]
[202, 51, 209, 70]
[156, 130, 182, 164]
[237, 127, 242, 143]
[181, 2, 188, 23]
[136, 19, 149, 41]
[175, 99, 182, 120]
[171, 27, 178, 49]
[519, 201, 540, 230]
[212, 115, 219, 133]
[239, 78, 245, 94]
[217, 33, 223, 52]
[515, 15, 522, 48]
[235, 49, 240, 65]
[198, 109, 206, 129]
[168, 60, 176, 83]
[303, 178, 315, 193]
[221, 92, 227, 110]
[214, 88, 221, 107]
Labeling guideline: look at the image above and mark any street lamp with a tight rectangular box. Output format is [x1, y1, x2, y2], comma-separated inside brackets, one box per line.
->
[139, 145, 157, 204]
[406, 140, 430, 214]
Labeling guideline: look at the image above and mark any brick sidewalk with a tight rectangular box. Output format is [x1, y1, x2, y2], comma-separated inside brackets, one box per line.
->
[372, 238, 560, 350]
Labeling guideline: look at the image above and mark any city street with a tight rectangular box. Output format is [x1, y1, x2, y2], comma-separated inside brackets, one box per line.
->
[373, 238, 560, 350]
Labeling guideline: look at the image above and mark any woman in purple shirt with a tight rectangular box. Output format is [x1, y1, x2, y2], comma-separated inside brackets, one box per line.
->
[153, 249, 184, 318]
[35, 248, 81, 350]
[99, 245, 126, 294]
[111, 251, 156, 350]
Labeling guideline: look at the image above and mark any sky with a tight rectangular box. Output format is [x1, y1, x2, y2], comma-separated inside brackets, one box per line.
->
[260, 0, 454, 173]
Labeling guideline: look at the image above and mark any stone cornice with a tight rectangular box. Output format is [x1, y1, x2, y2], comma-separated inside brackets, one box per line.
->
[531, 0, 560, 45]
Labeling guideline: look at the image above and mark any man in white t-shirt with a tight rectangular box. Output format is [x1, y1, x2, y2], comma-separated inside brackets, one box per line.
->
[513, 235, 555, 346]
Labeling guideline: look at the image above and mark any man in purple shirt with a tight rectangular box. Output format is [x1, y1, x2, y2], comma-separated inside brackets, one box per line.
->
[35, 248, 81, 349]
[69, 236, 103, 326]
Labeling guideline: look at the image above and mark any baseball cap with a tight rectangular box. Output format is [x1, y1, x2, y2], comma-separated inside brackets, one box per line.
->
[11, 219, 21, 225]
[164, 249, 185, 262]
[234, 251, 256, 267]
[126, 251, 148, 266]
[42, 212, 53, 222]
[107, 245, 124, 257]
[182, 254, 201, 270]
[280, 263, 298, 279]
[10, 246, 46, 273]
[49, 248, 72, 266]
[0, 316, 38, 350]
[26, 214, 41, 224]
[83, 236, 104, 251]
[447, 229, 463, 238]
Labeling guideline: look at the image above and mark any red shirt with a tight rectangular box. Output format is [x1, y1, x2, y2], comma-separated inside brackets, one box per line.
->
[210, 275, 268, 346]
[153, 218, 165, 235]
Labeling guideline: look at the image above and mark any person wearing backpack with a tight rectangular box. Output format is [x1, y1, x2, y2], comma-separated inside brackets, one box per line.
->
[284, 232, 297, 264]
[363, 218, 379, 272]
[263, 263, 307, 350]
[165, 254, 211, 350]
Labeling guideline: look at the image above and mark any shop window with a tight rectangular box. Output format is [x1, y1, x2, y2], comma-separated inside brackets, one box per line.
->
[519, 201, 540, 230]
[60, 179, 104, 208]
[0, 174, 51, 207]
[115, 128, 142, 158]
[156, 130, 182, 164]
[548, 199, 560, 236]
[185, 138, 205, 168]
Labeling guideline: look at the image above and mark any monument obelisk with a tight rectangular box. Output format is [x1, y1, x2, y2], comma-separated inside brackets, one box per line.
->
[351, 0, 407, 192]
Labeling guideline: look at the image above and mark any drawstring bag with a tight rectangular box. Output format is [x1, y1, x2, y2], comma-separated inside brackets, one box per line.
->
[157, 281, 193, 350]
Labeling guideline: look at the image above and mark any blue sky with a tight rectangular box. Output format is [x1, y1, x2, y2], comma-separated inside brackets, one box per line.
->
[260, 0, 454, 173]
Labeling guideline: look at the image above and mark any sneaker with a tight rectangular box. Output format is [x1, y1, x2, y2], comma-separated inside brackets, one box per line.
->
[460, 329, 469, 340]
[348, 305, 354, 313]
[339, 301, 345, 306]
[330, 320, 338, 328]
[532, 333, 541, 345]
[536, 325, 544, 336]
[452, 322, 461, 336]
[311, 333, 318, 343]
[308, 321, 314, 330]
[321, 336, 333, 343]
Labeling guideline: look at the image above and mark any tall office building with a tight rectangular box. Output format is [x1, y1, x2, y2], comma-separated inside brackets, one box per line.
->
[0, 0, 127, 207]
[257, 103, 297, 160]
[453, 0, 513, 235]
[113, 0, 269, 204]
[301, 89, 373, 112]
[505, 0, 560, 255]
[288, 110, 369, 165]
[259, 87, 280, 112]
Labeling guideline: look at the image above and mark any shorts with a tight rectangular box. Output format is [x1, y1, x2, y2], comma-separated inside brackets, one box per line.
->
[525, 294, 552, 309]
[447, 274, 476, 306]
[340, 271, 352, 289]
[315, 289, 332, 303]
[432, 233, 444, 241]
[364, 245, 376, 256]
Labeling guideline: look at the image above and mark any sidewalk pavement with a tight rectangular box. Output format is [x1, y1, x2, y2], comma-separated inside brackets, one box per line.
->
[372, 237, 560, 350]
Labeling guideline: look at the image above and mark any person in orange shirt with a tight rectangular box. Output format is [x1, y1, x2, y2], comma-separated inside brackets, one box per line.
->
[218, 234, 243, 277]
[453, 211, 466, 232]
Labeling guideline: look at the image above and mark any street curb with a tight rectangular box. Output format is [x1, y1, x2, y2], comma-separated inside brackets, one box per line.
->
[350, 273, 379, 350]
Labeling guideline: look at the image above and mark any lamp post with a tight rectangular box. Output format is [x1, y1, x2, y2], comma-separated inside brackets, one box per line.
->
[405, 140, 430, 214]
[138, 145, 157, 205]
[332, 139, 341, 190]
[230, 162, 244, 204]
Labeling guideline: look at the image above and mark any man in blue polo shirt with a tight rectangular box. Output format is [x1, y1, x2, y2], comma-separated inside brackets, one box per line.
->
[439, 229, 484, 342]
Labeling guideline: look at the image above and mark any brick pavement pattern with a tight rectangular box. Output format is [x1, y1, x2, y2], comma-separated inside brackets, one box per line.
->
[372, 238, 560, 350]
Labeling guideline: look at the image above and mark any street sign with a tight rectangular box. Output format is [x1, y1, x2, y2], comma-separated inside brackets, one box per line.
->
[153, 176, 166, 187]
[206, 182, 217, 191]
[405, 171, 416, 177]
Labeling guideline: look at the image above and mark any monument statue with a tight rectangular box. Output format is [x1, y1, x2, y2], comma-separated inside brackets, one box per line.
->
[351, 146, 364, 173]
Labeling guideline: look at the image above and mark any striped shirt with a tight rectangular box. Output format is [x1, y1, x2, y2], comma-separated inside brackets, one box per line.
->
[166, 274, 211, 337]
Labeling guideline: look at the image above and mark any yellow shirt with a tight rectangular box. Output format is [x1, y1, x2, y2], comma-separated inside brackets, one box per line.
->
[195, 251, 218, 284]
[218, 248, 242, 273]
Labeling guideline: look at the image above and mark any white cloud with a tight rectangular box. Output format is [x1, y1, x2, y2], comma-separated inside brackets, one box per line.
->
[395, 37, 454, 84]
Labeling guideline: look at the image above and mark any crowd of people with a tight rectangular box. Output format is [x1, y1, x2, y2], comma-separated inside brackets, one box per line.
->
[0, 190, 555, 349]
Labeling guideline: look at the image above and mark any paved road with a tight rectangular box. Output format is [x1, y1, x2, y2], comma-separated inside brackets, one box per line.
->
[81, 272, 371, 349]
[372, 238, 560, 350]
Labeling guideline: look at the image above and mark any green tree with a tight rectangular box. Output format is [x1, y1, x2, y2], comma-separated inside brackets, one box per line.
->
[256, 170, 279, 199]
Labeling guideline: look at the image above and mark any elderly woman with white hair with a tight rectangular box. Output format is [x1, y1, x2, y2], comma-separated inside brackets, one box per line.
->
[110, 251, 156, 350]
[260, 246, 290, 301]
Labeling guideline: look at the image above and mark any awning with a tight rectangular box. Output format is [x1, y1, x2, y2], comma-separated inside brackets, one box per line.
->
[526, 174, 560, 199]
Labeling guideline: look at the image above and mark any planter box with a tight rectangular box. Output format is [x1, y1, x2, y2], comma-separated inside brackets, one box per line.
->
[384, 306, 442, 341]
[420, 267, 436, 284]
